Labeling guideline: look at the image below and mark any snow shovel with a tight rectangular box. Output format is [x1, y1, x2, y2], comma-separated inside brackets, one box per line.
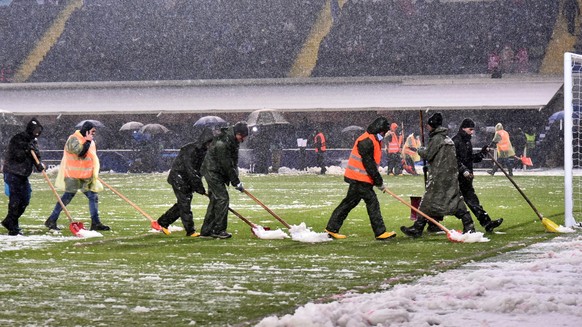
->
[382, 188, 488, 243]
[487, 153, 561, 233]
[98, 177, 161, 231]
[203, 193, 273, 237]
[31, 151, 86, 236]
[243, 189, 291, 229]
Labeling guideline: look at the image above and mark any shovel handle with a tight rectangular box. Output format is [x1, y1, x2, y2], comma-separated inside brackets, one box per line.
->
[243, 189, 291, 229]
[204, 193, 256, 228]
[30, 150, 75, 223]
[382, 188, 451, 234]
[98, 177, 155, 223]
[487, 153, 544, 221]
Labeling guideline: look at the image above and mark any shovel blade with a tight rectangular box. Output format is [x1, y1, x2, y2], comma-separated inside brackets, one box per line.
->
[69, 222, 85, 236]
[151, 220, 162, 231]
[541, 217, 561, 233]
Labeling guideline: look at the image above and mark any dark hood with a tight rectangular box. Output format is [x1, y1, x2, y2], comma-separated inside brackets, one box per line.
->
[26, 118, 43, 138]
[196, 127, 215, 147]
[366, 117, 390, 134]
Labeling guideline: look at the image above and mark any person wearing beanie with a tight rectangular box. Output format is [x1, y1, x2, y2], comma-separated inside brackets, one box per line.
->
[325, 117, 397, 241]
[45, 121, 110, 231]
[450, 118, 503, 233]
[401, 113, 477, 238]
[2, 118, 44, 235]
[200, 121, 248, 239]
[487, 123, 515, 176]
[385, 122, 403, 175]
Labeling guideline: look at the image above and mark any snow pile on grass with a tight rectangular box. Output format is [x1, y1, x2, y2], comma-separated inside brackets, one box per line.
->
[289, 222, 331, 243]
[447, 230, 489, 243]
[0, 234, 79, 252]
[75, 229, 104, 238]
[257, 234, 582, 327]
[252, 226, 289, 239]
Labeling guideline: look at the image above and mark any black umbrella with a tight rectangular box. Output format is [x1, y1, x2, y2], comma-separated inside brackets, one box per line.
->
[119, 121, 144, 131]
[76, 119, 105, 128]
[194, 115, 227, 127]
[247, 109, 289, 127]
[139, 123, 170, 135]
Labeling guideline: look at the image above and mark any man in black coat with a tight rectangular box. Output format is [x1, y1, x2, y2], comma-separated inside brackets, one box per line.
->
[157, 128, 214, 237]
[2, 118, 44, 235]
[200, 122, 248, 239]
[452, 118, 503, 233]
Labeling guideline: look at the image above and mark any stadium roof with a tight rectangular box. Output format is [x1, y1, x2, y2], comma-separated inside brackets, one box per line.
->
[0, 75, 563, 115]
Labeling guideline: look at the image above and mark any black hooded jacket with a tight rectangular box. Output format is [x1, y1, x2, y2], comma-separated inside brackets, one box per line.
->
[452, 128, 483, 174]
[3, 118, 43, 177]
[167, 128, 214, 193]
[344, 117, 389, 187]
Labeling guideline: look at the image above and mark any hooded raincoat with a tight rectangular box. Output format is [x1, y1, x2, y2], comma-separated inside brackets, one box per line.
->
[417, 126, 466, 217]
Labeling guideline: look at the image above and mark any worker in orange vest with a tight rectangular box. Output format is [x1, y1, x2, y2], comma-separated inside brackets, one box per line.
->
[313, 128, 327, 175]
[487, 123, 515, 176]
[45, 121, 110, 231]
[385, 123, 403, 175]
[325, 117, 396, 241]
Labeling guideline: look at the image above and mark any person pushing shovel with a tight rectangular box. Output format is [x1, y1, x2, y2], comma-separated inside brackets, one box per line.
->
[325, 117, 396, 241]
[200, 121, 249, 239]
[401, 113, 476, 238]
[157, 128, 214, 237]
[450, 118, 503, 233]
[44, 121, 110, 231]
[2, 118, 44, 236]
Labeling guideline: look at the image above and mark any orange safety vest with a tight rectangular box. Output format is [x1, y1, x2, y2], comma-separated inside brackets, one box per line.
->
[314, 132, 326, 152]
[63, 132, 95, 179]
[344, 132, 381, 184]
[496, 130, 511, 151]
[403, 135, 420, 157]
[387, 132, 402, 154]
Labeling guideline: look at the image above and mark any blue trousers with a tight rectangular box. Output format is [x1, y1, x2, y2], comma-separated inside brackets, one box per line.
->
[47, 191, 101, 225]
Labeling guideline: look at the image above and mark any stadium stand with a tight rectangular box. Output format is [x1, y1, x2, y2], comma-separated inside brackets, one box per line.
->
[0, 0, 567, 82]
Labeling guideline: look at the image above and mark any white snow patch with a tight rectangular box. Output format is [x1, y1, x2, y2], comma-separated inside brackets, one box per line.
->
[289, 222, 332, 243]
[0, 234, 79, 252]
[256, 234, 582, 327]
[75, 229, 104, 238]
[252, 226, 290, 240]
[447, 230, 490, 243]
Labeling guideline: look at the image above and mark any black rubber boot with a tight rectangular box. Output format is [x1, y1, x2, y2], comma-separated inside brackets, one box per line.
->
[400, 218, 426, 238]
[459, 212, 475, 234]
[484, 218, 504, 232]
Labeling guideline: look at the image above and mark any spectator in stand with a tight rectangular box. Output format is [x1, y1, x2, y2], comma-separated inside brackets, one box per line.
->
[488, 51, 501, 78]
[515, 47, 529, 73]
[500, 44, 515, 74]
[564, 0, 580, 35]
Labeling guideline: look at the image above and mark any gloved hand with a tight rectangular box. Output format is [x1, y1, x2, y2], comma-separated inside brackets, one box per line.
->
[462, 170, 473, 180]
[376, 184, 387, 192]
[35, 162, 45, 172]
[408, 147, 417, 152]
[480, 145, 489, 155]
[194, 184, 206, 195]
[235, 182, 245, 192]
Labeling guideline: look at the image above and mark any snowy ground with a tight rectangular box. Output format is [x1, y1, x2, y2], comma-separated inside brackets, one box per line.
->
[257, 233, 582, 327]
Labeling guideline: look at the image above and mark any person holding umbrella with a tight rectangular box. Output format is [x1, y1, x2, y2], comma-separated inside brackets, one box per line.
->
[44, 121, 110, 231]
[2, 118, 44, 236]
[200, 122, 249, 239]
[157, 128, 214, 237]
[325, 117, 396, 241]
